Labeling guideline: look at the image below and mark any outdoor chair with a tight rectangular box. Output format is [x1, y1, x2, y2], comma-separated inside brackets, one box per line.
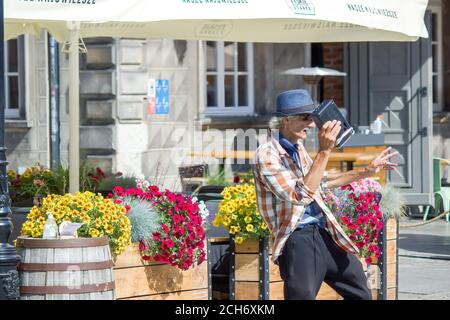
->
[178, 163, 208, 194]
[423, 157, 450, 222]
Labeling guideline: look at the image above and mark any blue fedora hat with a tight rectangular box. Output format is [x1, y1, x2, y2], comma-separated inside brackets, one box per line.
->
[273, 89, 316, 117]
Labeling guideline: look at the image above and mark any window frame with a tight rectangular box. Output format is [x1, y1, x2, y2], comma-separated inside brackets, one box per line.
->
[204, 41, 254, 116]
[429, 4, 443, 112]
[4, 36, 26, 119]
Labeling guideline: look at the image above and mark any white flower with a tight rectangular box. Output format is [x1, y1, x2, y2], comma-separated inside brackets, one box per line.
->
[198, 201, 209, 222]
[191, 196, 198, 203]
[143, 180, 150, 188]
[136, 182, 143, 189]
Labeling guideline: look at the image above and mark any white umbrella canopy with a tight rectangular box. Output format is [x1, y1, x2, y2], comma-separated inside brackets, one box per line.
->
[3, 0, 429, 192]
[6, 0, 429, 42]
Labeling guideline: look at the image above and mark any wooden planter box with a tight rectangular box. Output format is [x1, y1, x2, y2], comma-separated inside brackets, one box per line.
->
[113, 244, 210, 300]
[230, 217, 398, 300]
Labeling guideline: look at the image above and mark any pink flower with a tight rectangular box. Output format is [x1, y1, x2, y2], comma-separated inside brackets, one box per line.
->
[161, 224, 169, 234]
[33, 179, 44, 187]
[113, 186, 124, 194]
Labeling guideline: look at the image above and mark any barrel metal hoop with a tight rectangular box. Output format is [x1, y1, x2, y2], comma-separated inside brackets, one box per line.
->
[20, 281, 115, 295]
[16, 236, 109, 248]
[18, 260, 114, 272]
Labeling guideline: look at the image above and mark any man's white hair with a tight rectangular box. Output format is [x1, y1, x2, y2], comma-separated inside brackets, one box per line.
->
[269, 116, 283, 129]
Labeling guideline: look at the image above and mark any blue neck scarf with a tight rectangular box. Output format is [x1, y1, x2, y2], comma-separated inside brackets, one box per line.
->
[278, 133, 301, 169]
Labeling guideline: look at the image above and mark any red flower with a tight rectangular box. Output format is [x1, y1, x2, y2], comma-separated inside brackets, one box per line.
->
[173, 214, 184, 224]
[124, 204, 131, 214]
[96, 167, 107, 179]
[149, 185, 159, 194]
[152, 232, 161, 241]
[166, 191, 176, 202]
[174, 226, 186, 237]
[341, 216, 351, 225]
[142, 255, 150, 261]
[162, 238, 175, 249]
[233, 176, 241, 184]
[114, 199, 123, 204]
[137, 188, 206, 271]
[139, 241, 146, 251]
[113, 186, 124, 195]
[195, 225, 204, 237]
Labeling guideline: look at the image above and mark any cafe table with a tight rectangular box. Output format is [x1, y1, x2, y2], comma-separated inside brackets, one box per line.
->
[188, 150, 376, 172]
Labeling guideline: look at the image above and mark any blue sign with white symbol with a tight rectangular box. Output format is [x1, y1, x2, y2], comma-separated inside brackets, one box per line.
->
[155, 79, 170, 115]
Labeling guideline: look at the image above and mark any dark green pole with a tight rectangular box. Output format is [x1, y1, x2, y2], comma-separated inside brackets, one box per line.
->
[0, 0, 21, 300]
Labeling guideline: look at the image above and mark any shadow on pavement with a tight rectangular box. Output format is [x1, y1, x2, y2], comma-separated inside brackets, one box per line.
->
[399, 233, 450, 257]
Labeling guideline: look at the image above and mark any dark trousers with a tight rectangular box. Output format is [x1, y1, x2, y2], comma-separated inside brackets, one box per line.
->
[278, 224, 372, 300]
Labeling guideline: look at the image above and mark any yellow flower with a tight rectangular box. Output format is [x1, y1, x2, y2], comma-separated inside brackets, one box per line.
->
[89, 228, 100, 237]
[244, 216, 252, 224]
[19, 191, 131, 256]
[222, 217, 231, 227]
[7, 169, 17, 180]
[94, 218, 102, 228]
[223, 192, 232, 201]
[213, 216, 222, 227]
[235, 236, 244, 245]
[246, 224, 254, 232]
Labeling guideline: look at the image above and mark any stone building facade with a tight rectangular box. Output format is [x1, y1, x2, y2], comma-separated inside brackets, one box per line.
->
[5, 32, 310, 191]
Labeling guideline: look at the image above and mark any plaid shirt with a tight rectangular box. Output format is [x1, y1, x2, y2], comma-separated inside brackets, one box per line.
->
[253, 130, 359, 264]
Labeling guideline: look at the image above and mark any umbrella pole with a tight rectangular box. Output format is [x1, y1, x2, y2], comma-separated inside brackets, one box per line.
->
[68, 24, 80, 193]
[0, 0, 20, 300]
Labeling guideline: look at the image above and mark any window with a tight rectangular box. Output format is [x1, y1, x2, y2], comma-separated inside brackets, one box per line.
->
[205, 41, 254, 115]
[429, 5, 443, 111]
[4, 36, 25, 119]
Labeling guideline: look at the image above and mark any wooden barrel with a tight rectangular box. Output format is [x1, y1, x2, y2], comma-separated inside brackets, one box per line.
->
[16, 236, 115, 300]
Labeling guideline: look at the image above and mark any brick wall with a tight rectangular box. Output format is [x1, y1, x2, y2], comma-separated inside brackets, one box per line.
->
[322, 43, 344, 107]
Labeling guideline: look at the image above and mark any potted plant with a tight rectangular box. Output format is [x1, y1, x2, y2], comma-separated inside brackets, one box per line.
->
[111, 177, 211, 300]
[17, 191, 132, 300]
[324, 178, 404, 300]
[7, 165, 69, 245]
[212, 183, 276, 300]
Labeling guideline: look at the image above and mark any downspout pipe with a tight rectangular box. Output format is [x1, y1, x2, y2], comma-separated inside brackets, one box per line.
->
[48, 35, 60, 170]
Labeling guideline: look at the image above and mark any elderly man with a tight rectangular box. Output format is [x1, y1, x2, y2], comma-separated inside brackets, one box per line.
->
[253, 89, 398, 300]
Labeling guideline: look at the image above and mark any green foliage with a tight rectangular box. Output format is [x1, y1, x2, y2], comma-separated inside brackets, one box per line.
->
[79, 161, 108, 192]
[205, 168, 232, 187]
[96, 175, 136, 192]
[7, 164, 69, 202]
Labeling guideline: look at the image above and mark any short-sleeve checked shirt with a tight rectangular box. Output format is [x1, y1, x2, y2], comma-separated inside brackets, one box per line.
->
[253, 130, 359, 264]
